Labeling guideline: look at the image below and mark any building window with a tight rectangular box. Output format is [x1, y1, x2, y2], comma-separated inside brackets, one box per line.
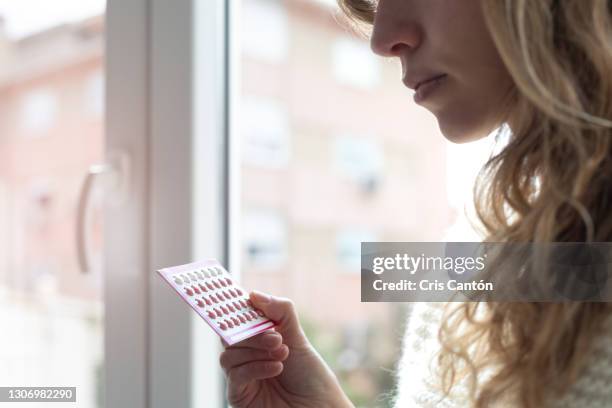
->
[242, 210, 288, 269]
[332, 36, 381, 89]
[336, 229, 377, 272]
[85, 70, 104, 117]
[20, 89, 58, 134]
[333, 134, 384, 193]
[242, 0, 289, 63]
[241, 95, 290, 168]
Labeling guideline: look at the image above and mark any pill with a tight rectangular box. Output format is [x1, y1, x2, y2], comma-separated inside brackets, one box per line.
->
[235, 288, 243, 296]
[246, 299, 253, 307]
[174, 277, 183, 285]
[227, 304, 235, 313]
[203, 270, 210, 278]
[231, 317, 240, 326]
[199, 283, 207, 292]
[233, 301, 241, 310]
[225, 277, 232, 286]
[196, 299, 205, 308]
[249, 310, 258, 319]
[220, 306, 229, 314]
[215, 308, 222, 318]
[223, 291, 231, 300]
[219, 322, 227, 330]
[239, 300, 247, 308]
[206, 282, 215, 291]
[204, 297, 211, 306]
[255, 309, 264, 317]
[245, 313, 252, 321]
[238, 315, 246, 324]
[185, 288, 194, 296]
[207, 311, 216, 319]
[220, 279, 227, 287]
[192, 285, 201, 295]
[213, 280, 221, 289]
[211, 295, 218, 304]
[226, 319, 234, 329]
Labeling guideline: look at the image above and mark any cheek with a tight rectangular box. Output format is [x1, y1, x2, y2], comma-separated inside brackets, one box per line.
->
[428, 0, 514, 142]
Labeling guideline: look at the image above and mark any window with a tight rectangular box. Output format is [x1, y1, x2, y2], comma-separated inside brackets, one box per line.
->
[332, 36, 381, 89]
[242, 210, 288, 269]
[241, 0, 289, 63]
[336, 228, 377, 271]
[85, 70, 104, 117]
[20, 89, 58, 133]
[333, 134, 384, 192]
[241, 95, 290, 168]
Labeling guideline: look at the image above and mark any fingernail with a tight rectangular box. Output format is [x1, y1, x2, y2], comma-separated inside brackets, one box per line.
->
[251, 290, 272, 304]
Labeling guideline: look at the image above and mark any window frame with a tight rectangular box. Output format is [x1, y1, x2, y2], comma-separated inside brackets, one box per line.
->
[105, 0, 229, 406]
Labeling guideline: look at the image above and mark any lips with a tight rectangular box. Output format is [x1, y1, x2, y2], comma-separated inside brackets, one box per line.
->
[402, 72, 448, 104]
[415, 74, 446, 91]
[403, 73, 447, 91]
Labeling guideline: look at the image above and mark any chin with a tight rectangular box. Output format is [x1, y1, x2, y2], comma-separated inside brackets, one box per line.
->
[437, 116, 493, 144]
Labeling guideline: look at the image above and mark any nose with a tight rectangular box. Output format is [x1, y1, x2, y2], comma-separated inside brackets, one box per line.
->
[370, 0, 422, 58]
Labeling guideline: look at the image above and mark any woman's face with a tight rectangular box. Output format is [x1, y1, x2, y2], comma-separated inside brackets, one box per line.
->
[370, 0, 514, 143]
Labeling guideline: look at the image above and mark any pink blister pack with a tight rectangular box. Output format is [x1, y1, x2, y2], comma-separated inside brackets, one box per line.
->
[157, 259, 275, 345]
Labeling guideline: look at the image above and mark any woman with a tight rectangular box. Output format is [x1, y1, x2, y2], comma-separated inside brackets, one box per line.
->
[218, 0, 612, 406]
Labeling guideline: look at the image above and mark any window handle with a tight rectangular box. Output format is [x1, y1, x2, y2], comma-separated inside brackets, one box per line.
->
[76, 151, 130, 273]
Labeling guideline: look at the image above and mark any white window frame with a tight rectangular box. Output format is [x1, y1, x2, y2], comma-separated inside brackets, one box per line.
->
[105, 0, 228, 406]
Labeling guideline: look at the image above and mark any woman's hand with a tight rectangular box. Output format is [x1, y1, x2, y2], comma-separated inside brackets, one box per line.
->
[219, 291, 354, 408]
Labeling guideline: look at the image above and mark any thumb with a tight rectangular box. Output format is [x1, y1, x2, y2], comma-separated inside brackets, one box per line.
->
[250, 290, 308, 347]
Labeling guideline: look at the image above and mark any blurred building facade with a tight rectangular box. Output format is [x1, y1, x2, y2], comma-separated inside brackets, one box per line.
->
[0, 14, 104, 408]
[0, 15, 104, 299]
[239, 0, 452, 325]
[238, 1, 453, 404]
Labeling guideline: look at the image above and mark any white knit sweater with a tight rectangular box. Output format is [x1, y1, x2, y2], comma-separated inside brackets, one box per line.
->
[392, 302, 612, 407]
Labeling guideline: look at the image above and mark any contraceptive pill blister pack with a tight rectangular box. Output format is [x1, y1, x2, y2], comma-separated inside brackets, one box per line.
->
[157, 259, 275, 345]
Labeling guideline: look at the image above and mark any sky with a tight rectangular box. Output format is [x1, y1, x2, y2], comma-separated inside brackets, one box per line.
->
[0, 0, 105, 39]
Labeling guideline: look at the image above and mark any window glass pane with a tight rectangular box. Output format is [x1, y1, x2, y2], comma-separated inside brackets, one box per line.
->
[20, 89, 58, 133]
[241, 0, 288, 63]
[236, 1, 469, 406]
[241, 95, 290, 168]
[333, 134, 383, 188]
[242, 209, 288, 270]
[0, 1, 106, 406]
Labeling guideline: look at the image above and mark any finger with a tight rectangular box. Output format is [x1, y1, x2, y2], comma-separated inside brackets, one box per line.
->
[220, 345, 289, 372]
[227, 361, 284, 389]
[224, 330, 283, 351]
[249, 291, 306, 345]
